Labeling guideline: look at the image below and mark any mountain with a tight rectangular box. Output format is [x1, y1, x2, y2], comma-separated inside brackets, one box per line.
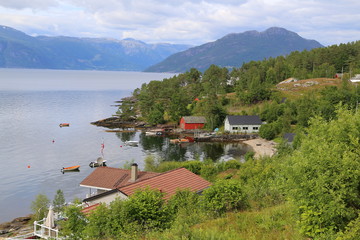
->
[145, 27, 323, 73]
[0, 25, 191, 71]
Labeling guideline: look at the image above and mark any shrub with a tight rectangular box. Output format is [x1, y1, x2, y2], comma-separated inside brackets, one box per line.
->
[201, 179, 248, 217]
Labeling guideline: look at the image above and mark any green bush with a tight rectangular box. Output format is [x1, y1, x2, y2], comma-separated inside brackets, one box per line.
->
[201, 179, 248, 217]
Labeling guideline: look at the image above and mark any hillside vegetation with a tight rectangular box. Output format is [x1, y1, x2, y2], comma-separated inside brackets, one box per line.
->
[32, 41, 360, 240]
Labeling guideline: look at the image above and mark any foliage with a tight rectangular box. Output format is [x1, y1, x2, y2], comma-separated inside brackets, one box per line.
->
[126, 187, 172, 231]
[201, 179, 248, 217]
[236, 156, 285, 209]
[60, 204, 87, 239]
[83, 203, 109, 239]
[284, 107, 360, 238]
[30, 193, 50, 221]
[52, 189, 65, 213]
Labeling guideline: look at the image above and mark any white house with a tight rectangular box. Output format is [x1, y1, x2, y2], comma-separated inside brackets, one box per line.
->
[224, 115, 263, 133]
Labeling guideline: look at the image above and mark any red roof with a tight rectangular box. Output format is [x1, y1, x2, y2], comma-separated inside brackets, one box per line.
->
[81, 203, 100, 216]
[118, 168, 211, 200]
[79, 166, 160, 190]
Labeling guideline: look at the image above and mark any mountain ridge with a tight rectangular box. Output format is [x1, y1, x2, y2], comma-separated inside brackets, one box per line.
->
[0, 25, 191, 71]
[145, 27, 323, 72]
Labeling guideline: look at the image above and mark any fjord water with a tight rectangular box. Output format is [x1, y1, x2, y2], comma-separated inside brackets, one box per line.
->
[0, 69, 249, 223]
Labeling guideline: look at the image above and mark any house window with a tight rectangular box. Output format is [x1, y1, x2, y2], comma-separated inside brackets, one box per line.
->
[232, 127, 238, 130]
[253, 127, 259, 130]
[243, 127, 248, 130]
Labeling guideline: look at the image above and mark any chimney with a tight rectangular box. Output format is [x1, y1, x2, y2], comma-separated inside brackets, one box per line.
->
[130, 163, 138, 182]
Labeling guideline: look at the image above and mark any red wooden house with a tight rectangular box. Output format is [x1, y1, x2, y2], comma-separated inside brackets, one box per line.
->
[179, 116, 206, 130]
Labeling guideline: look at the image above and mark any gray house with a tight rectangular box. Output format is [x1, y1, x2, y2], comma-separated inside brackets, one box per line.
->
[224, 115, 263, 133]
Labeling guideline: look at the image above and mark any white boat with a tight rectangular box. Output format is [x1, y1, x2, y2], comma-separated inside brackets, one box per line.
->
[89, 157, 107, 168]
[125, 141, 139, 146]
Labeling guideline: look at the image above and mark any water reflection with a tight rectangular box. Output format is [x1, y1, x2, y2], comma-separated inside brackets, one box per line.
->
[114, 131, 251, 162]
[115, 131, 136, 142]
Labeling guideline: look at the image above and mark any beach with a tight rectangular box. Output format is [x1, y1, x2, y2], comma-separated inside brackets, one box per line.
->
[243, 138, 277, 158]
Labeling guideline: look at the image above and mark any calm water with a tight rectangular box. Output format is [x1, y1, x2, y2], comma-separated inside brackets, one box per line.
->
[0, 69, 249, 223]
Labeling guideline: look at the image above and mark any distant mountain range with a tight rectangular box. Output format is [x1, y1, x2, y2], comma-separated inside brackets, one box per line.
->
[145, 27, 323, 72]
[0, 26, 323, 72]
[0, 25, 191, 71]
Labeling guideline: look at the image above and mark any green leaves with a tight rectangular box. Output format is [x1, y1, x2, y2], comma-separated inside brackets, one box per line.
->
[201, 179, 248, 217]
[284, 107, 360, 238]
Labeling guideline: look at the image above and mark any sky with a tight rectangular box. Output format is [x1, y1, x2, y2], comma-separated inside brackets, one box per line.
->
[0, 0, 359, 47]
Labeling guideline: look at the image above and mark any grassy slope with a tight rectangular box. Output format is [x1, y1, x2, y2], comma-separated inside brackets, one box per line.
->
[226, 77, 343, 115]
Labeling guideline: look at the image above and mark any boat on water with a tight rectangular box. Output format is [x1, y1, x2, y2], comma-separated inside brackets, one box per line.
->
[59, 123, 70, 127]
[89, 157, 107, 168]
[125, 140, 139, 146]
[61, 165, 80, 172]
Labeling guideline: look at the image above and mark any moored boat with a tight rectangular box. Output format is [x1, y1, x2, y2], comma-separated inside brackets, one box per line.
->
[61, 165, 80, 172]
[125, 141, 139, 146]
[59, 123, 70, 127]
[89, 157, 107, 168]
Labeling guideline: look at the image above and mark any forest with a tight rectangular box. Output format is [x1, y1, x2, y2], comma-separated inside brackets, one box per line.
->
[29, 41, 360, 240]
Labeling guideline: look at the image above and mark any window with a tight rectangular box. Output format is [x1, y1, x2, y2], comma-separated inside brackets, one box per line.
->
[232, 127, 238, 130]
[243, 127, 248, 130]
[253, 127, 259, 130]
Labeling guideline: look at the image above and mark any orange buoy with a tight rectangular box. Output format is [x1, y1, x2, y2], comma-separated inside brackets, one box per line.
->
[27, 165, 30, 168]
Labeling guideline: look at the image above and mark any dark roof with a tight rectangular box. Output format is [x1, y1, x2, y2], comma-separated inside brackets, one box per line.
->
[283, 133, 295, 142]
[182, 116, 206, 124]
[79, 166, 160, 190]
[226, 115, 262, 125]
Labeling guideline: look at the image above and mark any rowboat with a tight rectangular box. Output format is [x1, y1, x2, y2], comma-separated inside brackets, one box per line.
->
[59, 123, 70, 127]
[61, 165, 80, 172]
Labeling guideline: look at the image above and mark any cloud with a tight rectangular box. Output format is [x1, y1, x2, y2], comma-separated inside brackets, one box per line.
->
[0, 0, 359, 46]
[0, 0, 58, 10]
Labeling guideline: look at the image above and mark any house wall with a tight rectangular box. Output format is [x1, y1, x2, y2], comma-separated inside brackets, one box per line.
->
[224, 117, 261, 133]
[227, 124, 261, 133]
[180, 118, 205, 130]
[86, 192, 128, 206]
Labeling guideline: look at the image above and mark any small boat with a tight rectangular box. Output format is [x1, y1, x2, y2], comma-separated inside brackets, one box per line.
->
[89, 157, 107, 168]
[125, 141, 139, 146]
[59, 123, 70, 127]
[170, 138, 190, 144]
[61, 165, 80, 172]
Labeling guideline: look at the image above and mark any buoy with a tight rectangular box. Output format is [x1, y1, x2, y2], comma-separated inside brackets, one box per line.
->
[52, 139, 55, 143]
[120, 145, 122, 148]
[27, 165, 30, 168]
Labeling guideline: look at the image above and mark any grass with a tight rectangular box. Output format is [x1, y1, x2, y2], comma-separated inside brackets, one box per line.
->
[146, 203, 305, 240]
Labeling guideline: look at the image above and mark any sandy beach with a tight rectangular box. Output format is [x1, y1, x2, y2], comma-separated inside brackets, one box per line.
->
[243, 138, 277, 158]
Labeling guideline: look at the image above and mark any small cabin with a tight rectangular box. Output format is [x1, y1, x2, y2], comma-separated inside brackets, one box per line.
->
[180, 116, 206, 130]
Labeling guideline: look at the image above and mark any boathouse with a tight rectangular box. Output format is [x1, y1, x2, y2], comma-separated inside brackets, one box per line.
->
[224, 115, 263, 133]
[179, 116, 206, 130]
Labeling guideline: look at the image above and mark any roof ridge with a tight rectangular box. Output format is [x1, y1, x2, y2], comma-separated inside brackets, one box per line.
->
[113, 173, 128, 188]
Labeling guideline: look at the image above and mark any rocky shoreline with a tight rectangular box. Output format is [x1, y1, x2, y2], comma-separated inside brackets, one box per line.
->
[0, 215, 33, 239]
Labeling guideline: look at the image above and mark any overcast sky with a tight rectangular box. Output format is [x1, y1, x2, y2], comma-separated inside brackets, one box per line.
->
[0, 0, 359, 46]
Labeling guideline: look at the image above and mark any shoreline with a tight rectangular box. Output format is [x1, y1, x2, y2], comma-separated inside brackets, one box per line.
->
[243, 138, 277, 158]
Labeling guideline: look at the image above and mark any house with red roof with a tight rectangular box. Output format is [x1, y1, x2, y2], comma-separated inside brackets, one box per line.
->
[80, 163, 211, 207]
